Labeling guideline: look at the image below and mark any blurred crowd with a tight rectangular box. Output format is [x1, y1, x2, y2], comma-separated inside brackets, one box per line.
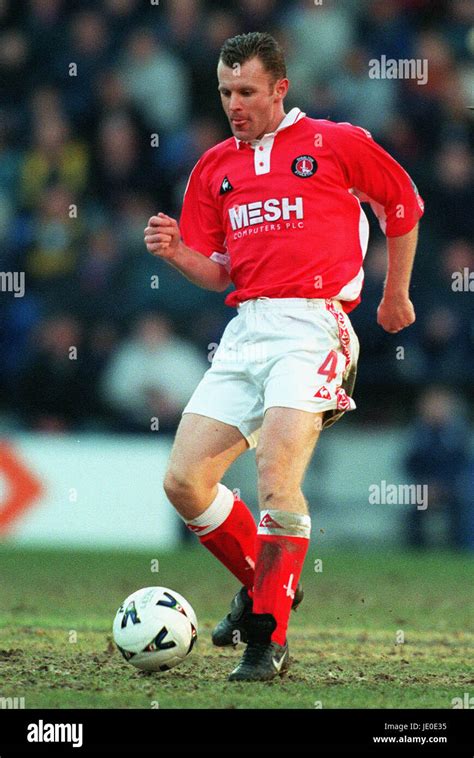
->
[0, 0, 473, 434]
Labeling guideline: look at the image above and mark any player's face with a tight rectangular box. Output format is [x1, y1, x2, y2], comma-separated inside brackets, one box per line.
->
[217, 57, 289, 142]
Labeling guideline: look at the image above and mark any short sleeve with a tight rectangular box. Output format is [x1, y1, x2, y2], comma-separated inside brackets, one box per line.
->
[328, 123, 424, 237]
[179, 158, 228, 262]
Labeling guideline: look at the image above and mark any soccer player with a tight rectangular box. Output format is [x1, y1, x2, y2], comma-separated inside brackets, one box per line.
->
[144, 32, 424, 681]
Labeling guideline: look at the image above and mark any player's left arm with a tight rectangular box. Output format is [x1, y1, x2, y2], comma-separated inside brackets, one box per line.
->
[377, 223, 418, 334]
[331, 123, 425, 333]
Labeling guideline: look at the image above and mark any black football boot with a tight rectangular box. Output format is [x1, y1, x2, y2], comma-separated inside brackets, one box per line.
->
[227, 613, 289, 682]
[212, 582, 303, 646]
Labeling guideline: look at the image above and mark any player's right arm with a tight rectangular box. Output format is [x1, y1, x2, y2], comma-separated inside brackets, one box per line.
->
[144, 213, 231, 292]
[145, 153, 231, 293]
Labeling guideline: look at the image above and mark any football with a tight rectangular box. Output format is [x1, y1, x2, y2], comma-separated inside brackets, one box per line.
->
[112, 586, 198, 672]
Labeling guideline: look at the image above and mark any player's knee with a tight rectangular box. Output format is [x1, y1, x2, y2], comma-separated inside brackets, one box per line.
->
[256, 452, 287, 498]
[163, 469, 196, 508]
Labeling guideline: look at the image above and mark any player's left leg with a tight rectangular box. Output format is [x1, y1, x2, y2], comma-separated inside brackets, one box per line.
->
[228, 407, 322, 681]
[164, 413, 256, 588]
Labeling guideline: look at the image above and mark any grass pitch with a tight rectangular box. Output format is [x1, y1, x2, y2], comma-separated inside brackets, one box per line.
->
[0, 545, 472, 709]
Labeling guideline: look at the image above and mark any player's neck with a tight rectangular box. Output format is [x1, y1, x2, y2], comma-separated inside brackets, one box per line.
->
[255, 109, 287, 140]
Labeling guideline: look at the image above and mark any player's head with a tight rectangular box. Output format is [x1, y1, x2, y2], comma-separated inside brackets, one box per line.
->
[218, 32, 289, 142]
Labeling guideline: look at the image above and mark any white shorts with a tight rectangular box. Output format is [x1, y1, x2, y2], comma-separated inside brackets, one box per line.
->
[182, 297, 360, 449]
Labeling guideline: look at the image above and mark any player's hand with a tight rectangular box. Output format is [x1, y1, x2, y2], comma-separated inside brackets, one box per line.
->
[377, 293, 415, 333]
[144, 213, 181, 260]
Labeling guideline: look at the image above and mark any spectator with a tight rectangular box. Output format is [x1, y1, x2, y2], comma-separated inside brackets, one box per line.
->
[238, 0, 282, 33]
[188, 10, 239, 122]
[103, 0, 143, 49]
[156, 116, 226, 209]
[101, 314, 208, 432]
[330, 46, 396, 138]
[92, 112, 153, 203]
[24, 183, 82, 299]
[356, 0, 415, 61]
[426, 141, 474, 242]
[283, 0, 355, 109]
[435, 239, 474, 320]
[398, 32, 456, 154]
[403, 387, 472, 549]
[0, 118, 20, 247]
[441, 0, 474, 62]
[160, 0, 204, 56]
[0, 29, 30, 118]
[53, 10, 111, 130]
[18, 113, 88, 210]
[381, 114, 424, 177]
[15, 314, 90, 431]
[84, 322, 121, 426]
[120, 28, 189, 132]
[417, 306, 470, 387]
[0, 0, 472, 433]
[26, 0, 66, 87]
[73, 225, 127, 325]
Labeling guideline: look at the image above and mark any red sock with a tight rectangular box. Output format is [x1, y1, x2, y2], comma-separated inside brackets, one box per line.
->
[252, 510, 311, 645]
[185, 485, 256, 588]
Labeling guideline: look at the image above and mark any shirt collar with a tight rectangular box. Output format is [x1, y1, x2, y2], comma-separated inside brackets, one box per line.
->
[234, 107, 306, 149]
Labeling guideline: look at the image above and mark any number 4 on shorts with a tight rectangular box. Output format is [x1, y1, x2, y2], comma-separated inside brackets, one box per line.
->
[317, 350, 338, 383]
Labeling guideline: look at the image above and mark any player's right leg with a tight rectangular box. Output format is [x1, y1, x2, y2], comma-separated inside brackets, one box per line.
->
[164, 412, 247, 520]
[164, 414, 304, 647]
[163, 413, 257, 589]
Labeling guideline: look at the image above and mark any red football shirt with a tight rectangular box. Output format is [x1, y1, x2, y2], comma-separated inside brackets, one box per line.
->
[179, 108, 424, 312]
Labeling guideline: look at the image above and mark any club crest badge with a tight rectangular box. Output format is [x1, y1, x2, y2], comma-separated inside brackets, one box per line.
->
[292, 155, 318, 178]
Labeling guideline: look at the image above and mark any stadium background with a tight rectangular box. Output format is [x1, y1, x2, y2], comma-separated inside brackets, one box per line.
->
[0, 0, 473, 550]
[0, 0, 473, 713]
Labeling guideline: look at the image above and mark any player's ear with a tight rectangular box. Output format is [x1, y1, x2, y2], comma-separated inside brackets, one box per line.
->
[274, 77, 289, 101]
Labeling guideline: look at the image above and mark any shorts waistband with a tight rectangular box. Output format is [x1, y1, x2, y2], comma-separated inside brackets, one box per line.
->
[237, 297, 344, 311]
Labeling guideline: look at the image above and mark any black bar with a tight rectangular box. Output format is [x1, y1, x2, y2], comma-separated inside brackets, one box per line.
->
[0, 708, 472, 755]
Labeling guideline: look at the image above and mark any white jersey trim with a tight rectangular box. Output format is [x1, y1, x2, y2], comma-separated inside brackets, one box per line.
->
[333, 197, 369, 302]
[233, 107, 307, 174]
